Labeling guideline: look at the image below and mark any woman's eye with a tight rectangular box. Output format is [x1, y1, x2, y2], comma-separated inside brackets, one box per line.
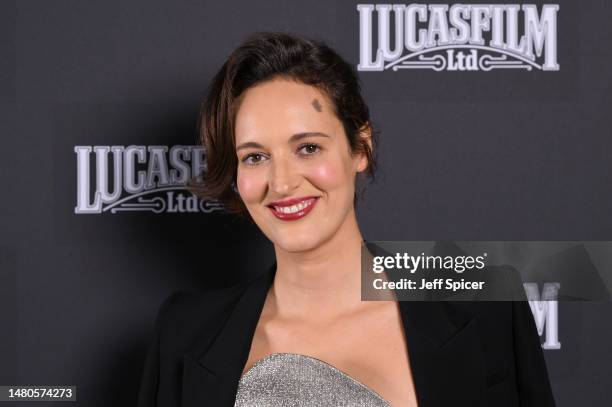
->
[298, 143, 321, 155]
[242, 153, 266, 165]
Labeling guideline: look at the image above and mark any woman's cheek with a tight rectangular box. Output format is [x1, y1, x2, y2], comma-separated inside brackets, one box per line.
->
[237, 173, 265, 203]
[312, 162, 344, 188]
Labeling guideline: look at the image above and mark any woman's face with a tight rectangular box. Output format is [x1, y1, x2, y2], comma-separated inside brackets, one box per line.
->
[234, 77, 368, 253]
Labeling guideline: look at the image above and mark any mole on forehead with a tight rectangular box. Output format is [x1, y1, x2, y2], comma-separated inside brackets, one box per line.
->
[311, 98, 323, 112]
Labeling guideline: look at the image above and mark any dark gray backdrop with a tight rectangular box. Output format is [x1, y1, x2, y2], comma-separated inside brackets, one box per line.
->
[1, 0, 611, 406]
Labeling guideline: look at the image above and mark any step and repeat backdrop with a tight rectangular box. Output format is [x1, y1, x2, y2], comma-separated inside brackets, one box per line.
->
[2, 0, 611, 406]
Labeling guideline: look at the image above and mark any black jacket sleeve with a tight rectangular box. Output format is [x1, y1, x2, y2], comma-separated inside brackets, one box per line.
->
[512, 300, 556, 407]
[136, 291, 182, 407]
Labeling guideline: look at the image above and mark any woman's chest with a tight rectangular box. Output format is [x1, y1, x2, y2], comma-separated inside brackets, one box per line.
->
[242, 304, 419, 407]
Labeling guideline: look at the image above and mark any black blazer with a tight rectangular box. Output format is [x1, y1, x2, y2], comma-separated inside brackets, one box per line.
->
[137, 261, 556, 407]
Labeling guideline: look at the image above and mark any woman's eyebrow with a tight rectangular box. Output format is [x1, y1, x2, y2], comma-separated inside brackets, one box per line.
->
[289, 132, 330, 142]
[236, 132, 330, 152]
[236, 141, 264, 152]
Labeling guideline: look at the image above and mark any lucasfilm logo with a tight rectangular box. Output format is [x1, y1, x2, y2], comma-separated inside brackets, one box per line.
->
[357, 3, 559, 71]
[74, 145, 223, 214]
[525, 282, 561, 350]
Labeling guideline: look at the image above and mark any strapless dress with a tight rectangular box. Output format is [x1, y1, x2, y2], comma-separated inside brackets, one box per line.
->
[234, 352, 392, 406]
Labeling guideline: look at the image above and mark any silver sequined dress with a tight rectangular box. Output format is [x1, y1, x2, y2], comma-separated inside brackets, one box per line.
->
[234, 353, 392, 407]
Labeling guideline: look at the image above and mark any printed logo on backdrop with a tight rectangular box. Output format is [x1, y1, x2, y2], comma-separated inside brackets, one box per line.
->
[526, 282, 561, 349]
[357, 4, 559, 72]
[74, 145, 223, 214]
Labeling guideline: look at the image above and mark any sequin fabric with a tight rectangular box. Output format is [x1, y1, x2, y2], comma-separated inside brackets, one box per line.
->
[234, 352, 392, 407]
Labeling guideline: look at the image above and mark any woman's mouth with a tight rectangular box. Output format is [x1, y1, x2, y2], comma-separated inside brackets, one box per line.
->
[267, 197, 319, 221]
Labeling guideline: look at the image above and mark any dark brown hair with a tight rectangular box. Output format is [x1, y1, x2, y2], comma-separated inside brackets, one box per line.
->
[189, 31, 379, 220]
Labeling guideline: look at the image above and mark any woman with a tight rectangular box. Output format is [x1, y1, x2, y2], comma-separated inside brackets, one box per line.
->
[137, 32, 556, 407]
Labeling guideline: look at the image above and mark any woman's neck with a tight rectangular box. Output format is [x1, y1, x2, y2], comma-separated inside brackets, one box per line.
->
[270, 212, 373, 322]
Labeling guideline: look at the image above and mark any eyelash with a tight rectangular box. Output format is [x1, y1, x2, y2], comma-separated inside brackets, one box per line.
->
[241, 143, 322, 166]
[298, 143, 321, 156]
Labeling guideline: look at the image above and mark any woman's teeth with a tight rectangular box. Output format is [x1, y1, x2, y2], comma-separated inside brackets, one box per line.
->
[275, 198, 315, 214]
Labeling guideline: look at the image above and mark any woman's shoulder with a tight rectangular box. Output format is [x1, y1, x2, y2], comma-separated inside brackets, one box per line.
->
[445, 300, 535, 335]
[156, 282, 247, 328]
[153, 268, 273, 334]
[438, 300, 542, 358]
[148, 279, 255, 362]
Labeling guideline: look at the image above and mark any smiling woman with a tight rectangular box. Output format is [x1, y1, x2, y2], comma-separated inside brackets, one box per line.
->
[137, 32, 556, 407]
[231, 77, 372, 252]
[191, 34, 377, 222]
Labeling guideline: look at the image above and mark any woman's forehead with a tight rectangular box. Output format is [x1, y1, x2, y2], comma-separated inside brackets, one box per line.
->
[234, 79, 339, 141]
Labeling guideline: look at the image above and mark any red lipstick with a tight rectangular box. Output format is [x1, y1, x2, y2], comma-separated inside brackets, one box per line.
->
[267, 196, 319, 221]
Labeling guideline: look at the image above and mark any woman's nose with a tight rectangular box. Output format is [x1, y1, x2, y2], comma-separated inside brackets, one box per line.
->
[269, 155, 299, 195]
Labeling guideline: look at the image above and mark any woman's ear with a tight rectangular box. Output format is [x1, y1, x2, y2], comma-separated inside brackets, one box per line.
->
[356, 123, 373, 173]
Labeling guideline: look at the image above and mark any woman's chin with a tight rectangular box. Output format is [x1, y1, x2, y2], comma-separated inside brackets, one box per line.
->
[273, 232, 326, 254]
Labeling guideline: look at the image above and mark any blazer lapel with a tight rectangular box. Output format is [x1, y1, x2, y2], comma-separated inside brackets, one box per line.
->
[182, 262, 275, 407]
[399, 300, 486, 407]
[181, 258, 486, 407]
